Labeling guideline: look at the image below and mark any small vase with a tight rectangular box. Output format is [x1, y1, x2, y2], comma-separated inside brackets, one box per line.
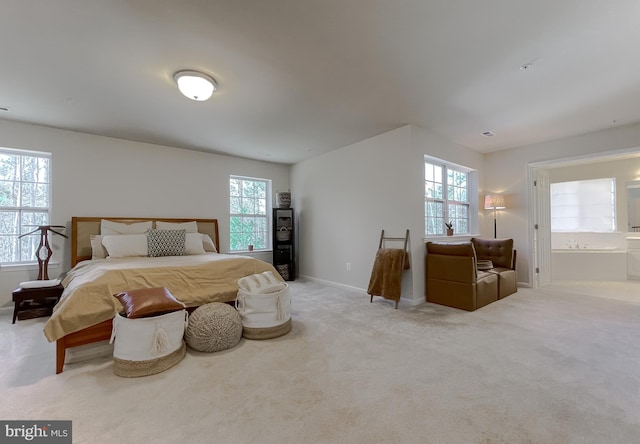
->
[446, 228, 454, 236]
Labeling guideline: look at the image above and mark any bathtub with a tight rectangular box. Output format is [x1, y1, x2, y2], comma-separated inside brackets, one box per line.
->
[552, 249, 627, 281]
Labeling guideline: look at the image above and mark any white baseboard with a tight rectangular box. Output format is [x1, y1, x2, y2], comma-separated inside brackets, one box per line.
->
[299, 275, 367, 294]
[298, 275, 425, 307]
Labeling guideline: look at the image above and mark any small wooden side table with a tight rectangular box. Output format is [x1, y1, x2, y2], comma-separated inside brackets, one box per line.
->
[12, 284, 64, 324]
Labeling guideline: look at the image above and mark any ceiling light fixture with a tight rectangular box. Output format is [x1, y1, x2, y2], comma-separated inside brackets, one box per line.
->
[173, 70, 217, 101]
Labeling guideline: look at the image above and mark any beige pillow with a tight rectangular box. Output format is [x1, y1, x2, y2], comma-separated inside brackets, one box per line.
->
[102, 234, 148, 258]
[113, 287, 185, 319]
[90, 234, 108, 259]
[185, 233, 206, 255]
[155, 221, 198, 233]
[101, 219, 152, 236]
[201, 234, 217, 253]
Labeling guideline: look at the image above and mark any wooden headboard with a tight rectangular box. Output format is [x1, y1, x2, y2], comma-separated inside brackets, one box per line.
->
[71, 217, 220, 267]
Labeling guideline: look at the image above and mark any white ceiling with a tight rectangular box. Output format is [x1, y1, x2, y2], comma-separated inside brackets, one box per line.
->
[2, 1, 640, 165]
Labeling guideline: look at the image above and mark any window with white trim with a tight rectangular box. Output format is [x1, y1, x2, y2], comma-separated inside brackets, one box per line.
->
[550, 178, 616, 232]
[425, 158, 471, 236]
[229, 176, 271, 251]
[0, 149, 51, 264]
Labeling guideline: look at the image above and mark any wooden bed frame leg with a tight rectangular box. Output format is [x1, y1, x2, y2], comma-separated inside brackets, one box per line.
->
[56, 339, 66, 374]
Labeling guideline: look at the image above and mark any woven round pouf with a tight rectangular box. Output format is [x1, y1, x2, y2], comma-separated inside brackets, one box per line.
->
[185, 303, 242, 352]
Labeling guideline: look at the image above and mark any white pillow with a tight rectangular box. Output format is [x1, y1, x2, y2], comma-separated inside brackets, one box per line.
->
[185, 233, 206, 255]
[201, 234, 217, 253]
[102, 234, 148, 258]
[101, 219, 153, 236]
[90, 234, 108, 259]
[155, 221, 198, 233]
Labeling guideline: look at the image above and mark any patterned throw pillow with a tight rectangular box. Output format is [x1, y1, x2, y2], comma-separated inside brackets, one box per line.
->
[147, 229, 186, 257]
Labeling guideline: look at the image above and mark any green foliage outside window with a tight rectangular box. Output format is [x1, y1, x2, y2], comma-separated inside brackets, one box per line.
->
[229, 176, 270, 251]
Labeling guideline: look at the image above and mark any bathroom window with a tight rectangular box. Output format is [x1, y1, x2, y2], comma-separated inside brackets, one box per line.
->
[550, 178, 616, 232]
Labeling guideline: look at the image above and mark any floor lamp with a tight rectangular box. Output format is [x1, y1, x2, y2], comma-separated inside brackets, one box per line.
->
[484, 194, 506, 238]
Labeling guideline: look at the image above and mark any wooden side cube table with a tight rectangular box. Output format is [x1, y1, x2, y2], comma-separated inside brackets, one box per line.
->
[12, 284, 64, 324]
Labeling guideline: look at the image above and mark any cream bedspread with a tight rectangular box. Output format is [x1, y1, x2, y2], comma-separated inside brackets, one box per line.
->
[43, 254, 281, 342]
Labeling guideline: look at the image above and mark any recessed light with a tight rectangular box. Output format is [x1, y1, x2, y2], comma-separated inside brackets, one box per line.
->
[482, 131, 495, 137]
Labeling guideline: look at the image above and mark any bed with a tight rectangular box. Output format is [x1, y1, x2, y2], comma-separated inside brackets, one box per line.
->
[46, 216, 282, 374]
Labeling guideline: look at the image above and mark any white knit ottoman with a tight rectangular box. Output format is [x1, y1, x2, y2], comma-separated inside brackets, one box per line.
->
[236, 271, 292, 340]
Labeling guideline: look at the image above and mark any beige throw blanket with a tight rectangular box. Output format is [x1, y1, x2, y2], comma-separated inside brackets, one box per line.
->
[43, 254, 281, 342]
[367, 248, 410, 302]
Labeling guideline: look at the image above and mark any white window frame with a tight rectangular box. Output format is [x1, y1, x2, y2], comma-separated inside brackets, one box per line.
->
[425, 156, 476, 237]
[550, 178, 616, 232]
[0, 148, 51, 264]
[229, 175, 272, 251]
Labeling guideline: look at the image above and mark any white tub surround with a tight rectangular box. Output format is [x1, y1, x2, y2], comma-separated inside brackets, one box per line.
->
[552, 249, 627, 281]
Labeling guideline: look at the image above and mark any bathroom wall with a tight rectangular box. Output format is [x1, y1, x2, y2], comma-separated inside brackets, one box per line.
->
[549, 155, 640, 252]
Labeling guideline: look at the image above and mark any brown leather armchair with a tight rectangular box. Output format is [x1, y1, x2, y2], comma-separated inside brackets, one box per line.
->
[425, 242, 498, 311]
[471, 238, 517, 299]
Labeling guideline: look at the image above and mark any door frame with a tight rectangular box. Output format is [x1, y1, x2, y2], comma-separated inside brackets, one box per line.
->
[528, 147, 640, 287]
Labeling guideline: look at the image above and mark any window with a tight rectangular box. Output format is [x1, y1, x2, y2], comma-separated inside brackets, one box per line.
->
[425, 158, 470, 236]
[229, 176, 271, 251]
[551, 178, 616, 232]
[0, 149, 51, 264]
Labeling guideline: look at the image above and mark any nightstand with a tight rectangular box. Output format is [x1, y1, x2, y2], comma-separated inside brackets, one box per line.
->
[12, 284, 64, 324]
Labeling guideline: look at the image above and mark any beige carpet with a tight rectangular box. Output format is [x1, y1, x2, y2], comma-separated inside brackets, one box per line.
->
[2, 280, 640, 443]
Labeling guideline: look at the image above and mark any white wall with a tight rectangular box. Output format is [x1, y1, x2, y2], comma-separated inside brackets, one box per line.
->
[484, 121, 640, 285]
[0, 120, 290, 308]
[290, 124, 484, 305]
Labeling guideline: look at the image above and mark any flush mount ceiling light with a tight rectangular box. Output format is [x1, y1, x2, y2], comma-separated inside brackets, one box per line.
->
[173, 70, 217, 101]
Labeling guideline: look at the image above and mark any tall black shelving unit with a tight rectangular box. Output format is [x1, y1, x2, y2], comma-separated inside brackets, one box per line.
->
[273, 208, 295, 281]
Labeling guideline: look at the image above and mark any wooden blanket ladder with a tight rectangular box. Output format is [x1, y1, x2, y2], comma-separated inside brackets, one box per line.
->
[368, 229, 410, 309]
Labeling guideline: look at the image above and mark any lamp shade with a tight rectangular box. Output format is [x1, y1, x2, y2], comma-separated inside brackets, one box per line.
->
[174, 70, 217, 101]
[484, 194, 506, 210]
